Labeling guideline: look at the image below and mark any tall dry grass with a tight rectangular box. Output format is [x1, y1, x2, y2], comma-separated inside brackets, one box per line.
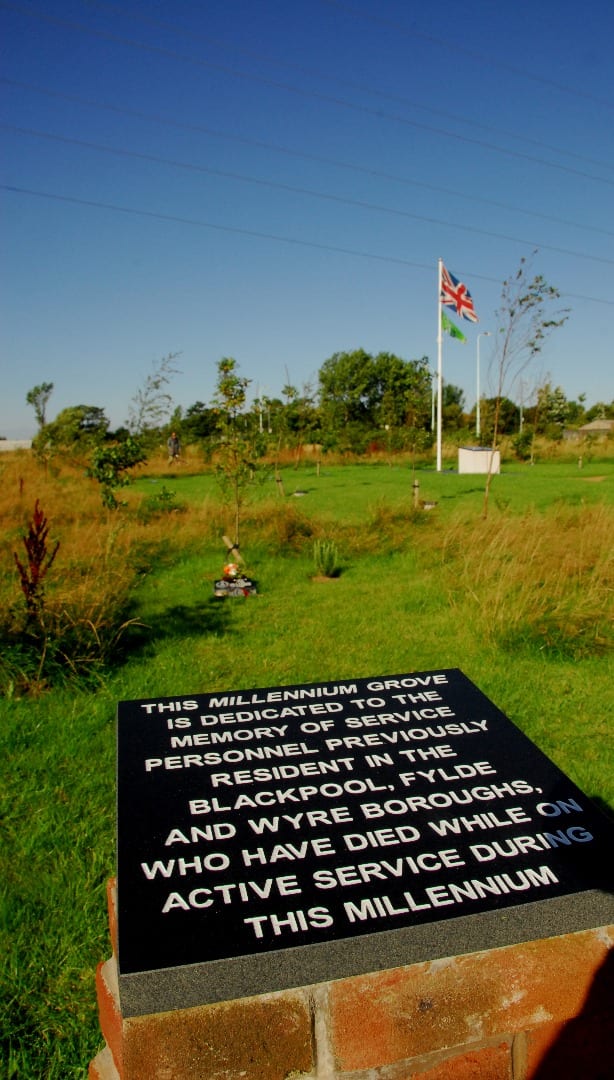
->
[2, 451, 612, 691]
[439, 502, 613, 658]
[0, 454, 219, 693]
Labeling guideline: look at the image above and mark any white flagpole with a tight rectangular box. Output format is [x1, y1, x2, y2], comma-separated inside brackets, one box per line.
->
[436, 258, 443, 472]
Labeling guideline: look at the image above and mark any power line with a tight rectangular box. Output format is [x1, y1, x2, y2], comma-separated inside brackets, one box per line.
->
[79, 0, 614, 174]
[0, 182, 432, 267]
[321, 0, 614, 112]
[2, 2, 614, 187]
[2, 78, 612, 242]
[2, 182, 612, 306]
[4, 121, 613, 267]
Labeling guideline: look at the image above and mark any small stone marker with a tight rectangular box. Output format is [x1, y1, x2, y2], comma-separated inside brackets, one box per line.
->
[116, 669, 614, 1016]
[213, 575, 257, 597]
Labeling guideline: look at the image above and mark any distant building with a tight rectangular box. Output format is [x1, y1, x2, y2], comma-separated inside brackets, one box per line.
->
[564, 419, 614, 441]
[0, 439, 32, 452]
[578, 419, 614, 435]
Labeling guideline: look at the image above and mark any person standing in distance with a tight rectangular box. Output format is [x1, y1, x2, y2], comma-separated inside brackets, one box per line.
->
[167, 431, 181, 463]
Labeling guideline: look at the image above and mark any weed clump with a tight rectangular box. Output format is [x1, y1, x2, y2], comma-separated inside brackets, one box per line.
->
[136, 485, 187, 522]
[313, 539, 341, 578]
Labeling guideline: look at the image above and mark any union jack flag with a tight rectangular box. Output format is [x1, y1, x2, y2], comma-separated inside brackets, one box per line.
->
[440, 263, 479, 323]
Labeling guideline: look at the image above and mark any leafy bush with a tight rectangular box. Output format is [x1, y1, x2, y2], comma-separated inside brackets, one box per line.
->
[137, 485, 187, 521]
[511, 425, 535, 461]
[87, 437, 147, 509]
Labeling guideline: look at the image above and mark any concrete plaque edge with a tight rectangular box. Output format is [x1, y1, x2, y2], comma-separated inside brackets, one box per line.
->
[117, 887, 614, 1016]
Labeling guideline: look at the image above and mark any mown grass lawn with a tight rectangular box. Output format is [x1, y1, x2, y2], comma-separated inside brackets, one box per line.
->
[1, 455, 613, 1077]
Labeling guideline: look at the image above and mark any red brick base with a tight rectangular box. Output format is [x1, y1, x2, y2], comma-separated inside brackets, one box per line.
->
[91, 881, 613, 1079]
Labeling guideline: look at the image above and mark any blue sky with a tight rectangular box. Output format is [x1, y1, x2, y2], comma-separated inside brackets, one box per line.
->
[1, 0, 613, 438]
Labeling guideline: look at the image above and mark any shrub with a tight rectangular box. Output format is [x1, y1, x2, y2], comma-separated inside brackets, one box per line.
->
[511, 425, 535, 461]
[137, 485, 187, 522]
[87, 437, 147, 509]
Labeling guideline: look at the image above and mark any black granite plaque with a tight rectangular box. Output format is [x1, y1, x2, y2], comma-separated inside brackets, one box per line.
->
[116, 669, 614, 1015]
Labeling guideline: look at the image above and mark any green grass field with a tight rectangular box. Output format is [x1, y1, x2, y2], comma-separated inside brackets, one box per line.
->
[1, 457, 613, 1077]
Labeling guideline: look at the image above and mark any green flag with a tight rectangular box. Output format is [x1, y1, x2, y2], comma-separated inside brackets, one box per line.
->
[442, 311, 467, 343]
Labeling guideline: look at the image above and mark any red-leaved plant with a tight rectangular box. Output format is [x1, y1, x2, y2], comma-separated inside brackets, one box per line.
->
[13, 500, 60, 619]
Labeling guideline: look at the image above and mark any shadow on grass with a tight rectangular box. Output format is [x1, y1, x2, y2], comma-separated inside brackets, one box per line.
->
[438, 484, 485, 499]
[118, 598, 232, 660]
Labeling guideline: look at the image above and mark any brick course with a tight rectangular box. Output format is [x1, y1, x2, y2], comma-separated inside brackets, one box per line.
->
[411, 1042, 512, 1080]
[90, 881, 613, 1079]
[328, 928, 613, 1071]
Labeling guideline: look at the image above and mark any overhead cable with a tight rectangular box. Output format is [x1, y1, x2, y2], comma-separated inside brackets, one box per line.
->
[2, 182, 612, 306]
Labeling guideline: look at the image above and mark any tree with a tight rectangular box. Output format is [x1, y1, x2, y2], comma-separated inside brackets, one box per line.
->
[318, 349, 376, 446]
[373, 352, 431, 434]
[279, 381, 318, 466]
[32, 404, 110, 463]
[483, 257, 569, 515]
[50, 404, 109, 441]
[442, 383, 464, 409]
[442, 383, 466, 431]
[26, 382, 54, 430]
[478, 396, 520, 439]
[127, 352, 181, 436]
[585, 401, 614, 422]
[565, 394, 586, 426]
[535, 382, 570, 433]
[183, 401, 217, 442]
[212, 357, 263, 549]
[318, 349, 431, 452]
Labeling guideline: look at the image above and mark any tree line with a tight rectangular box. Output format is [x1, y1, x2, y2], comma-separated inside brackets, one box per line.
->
[24, 349, 612, 463]
[15, 260, 612, 505]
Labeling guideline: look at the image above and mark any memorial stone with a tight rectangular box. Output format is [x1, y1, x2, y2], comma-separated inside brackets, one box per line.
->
[116, 668, 614, 1017]
[214, 561, 257, 597]
[213, 575, 257, 597]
